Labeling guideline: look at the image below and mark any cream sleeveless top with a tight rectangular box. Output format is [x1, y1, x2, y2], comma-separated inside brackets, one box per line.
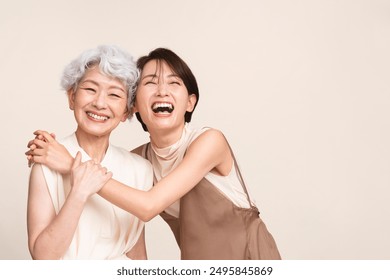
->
[144, 123, 254, 218]
[41, 133, 153, 259]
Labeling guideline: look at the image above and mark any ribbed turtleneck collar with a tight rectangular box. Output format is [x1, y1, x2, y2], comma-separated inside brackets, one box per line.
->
[150, 123, 190, 161]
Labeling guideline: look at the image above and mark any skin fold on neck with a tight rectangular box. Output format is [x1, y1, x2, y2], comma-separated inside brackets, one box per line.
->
[75, 129, 110, 163]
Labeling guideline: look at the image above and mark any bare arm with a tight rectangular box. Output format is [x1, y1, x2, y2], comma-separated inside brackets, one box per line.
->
[27, 129, 233, 222]
[98, 129, 233, 221]
[27, 152, 112, 259]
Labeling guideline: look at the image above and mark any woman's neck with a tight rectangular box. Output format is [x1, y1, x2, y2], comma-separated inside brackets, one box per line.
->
[149, 123, 185, 149]
[75, 129, 109, 163]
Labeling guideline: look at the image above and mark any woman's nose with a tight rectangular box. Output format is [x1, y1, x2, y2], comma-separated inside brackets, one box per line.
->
[157, 83, 169, 96]
[93, 92, 107, 108]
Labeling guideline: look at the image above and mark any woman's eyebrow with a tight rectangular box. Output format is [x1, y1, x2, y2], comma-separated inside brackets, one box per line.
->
[80, 79, 99, 86]
[109, 86, 126, 93]
[141, 73, 181, 81]
[141, 74, 158, 80]
[80, 79, 126, 93]
[168, 74, 181, 79]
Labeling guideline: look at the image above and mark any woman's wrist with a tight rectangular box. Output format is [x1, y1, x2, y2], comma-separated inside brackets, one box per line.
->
[59, 154, 74, 175]
[67, 187, 90, 205]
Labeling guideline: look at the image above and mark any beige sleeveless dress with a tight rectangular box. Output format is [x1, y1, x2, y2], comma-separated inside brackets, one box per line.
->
[142, 125, 281, 260]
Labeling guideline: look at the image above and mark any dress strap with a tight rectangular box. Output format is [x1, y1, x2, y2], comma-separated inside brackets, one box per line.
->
[223, 136, 254, 207]
[200, 127, 254, 207]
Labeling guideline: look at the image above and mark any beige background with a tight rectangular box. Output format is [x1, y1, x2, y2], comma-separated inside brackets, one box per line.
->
[1, 0, 389, 260]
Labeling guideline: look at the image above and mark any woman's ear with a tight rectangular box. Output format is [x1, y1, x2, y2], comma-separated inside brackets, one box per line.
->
[67, 89, 75, 110]
[186, 94, 197, 113]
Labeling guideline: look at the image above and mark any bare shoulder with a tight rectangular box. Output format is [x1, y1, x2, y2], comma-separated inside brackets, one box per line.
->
[28, 163, 49, 193]
[187, 128, 228, 154]
[191, 128, 226, 146]
[186, 128, 232, 175]
[30, 163, 44, 180]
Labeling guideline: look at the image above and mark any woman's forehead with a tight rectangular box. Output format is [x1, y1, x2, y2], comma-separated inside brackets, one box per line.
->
[81, 67, 126, 89]
[142, 59, 176, 76]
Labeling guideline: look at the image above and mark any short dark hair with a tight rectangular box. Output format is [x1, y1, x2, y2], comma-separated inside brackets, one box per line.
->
[135, 48, 199, 131]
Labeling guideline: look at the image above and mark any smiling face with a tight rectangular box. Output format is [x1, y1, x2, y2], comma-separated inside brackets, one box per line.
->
[134, 59, 197, 134]
[68, 66, 129, 139]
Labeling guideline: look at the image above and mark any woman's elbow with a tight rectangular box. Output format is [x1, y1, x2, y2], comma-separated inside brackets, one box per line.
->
[30, 251, 61, 260]
[138, 204, 159, 222]
[29, 242, 61, 260]
[139, 213, 156, 223]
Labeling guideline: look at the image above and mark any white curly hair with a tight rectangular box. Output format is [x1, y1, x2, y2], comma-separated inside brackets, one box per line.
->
[60, 45, 139, 118]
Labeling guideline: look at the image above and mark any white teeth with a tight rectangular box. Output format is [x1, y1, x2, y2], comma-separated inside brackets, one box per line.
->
[153, 103, 173, 110]
[87, 112, 109, 121]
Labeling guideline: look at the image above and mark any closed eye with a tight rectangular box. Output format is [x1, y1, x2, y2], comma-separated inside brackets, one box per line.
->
[168, 76, 183, 85]
[83, 87, 96, 93]
[109, 93, 123, 98]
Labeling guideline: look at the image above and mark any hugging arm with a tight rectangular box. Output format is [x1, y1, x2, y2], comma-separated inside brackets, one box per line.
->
[99, 129, 232, 221]
[26, 130, 73, 173]
[27, 129, 232, 222]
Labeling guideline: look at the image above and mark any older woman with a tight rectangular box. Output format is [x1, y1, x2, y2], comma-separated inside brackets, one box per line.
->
[26, 45, 153, 259]
[27, 48, 280, 260]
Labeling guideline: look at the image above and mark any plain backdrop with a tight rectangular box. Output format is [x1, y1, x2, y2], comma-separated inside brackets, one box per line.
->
[1, 0, 389, 260]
